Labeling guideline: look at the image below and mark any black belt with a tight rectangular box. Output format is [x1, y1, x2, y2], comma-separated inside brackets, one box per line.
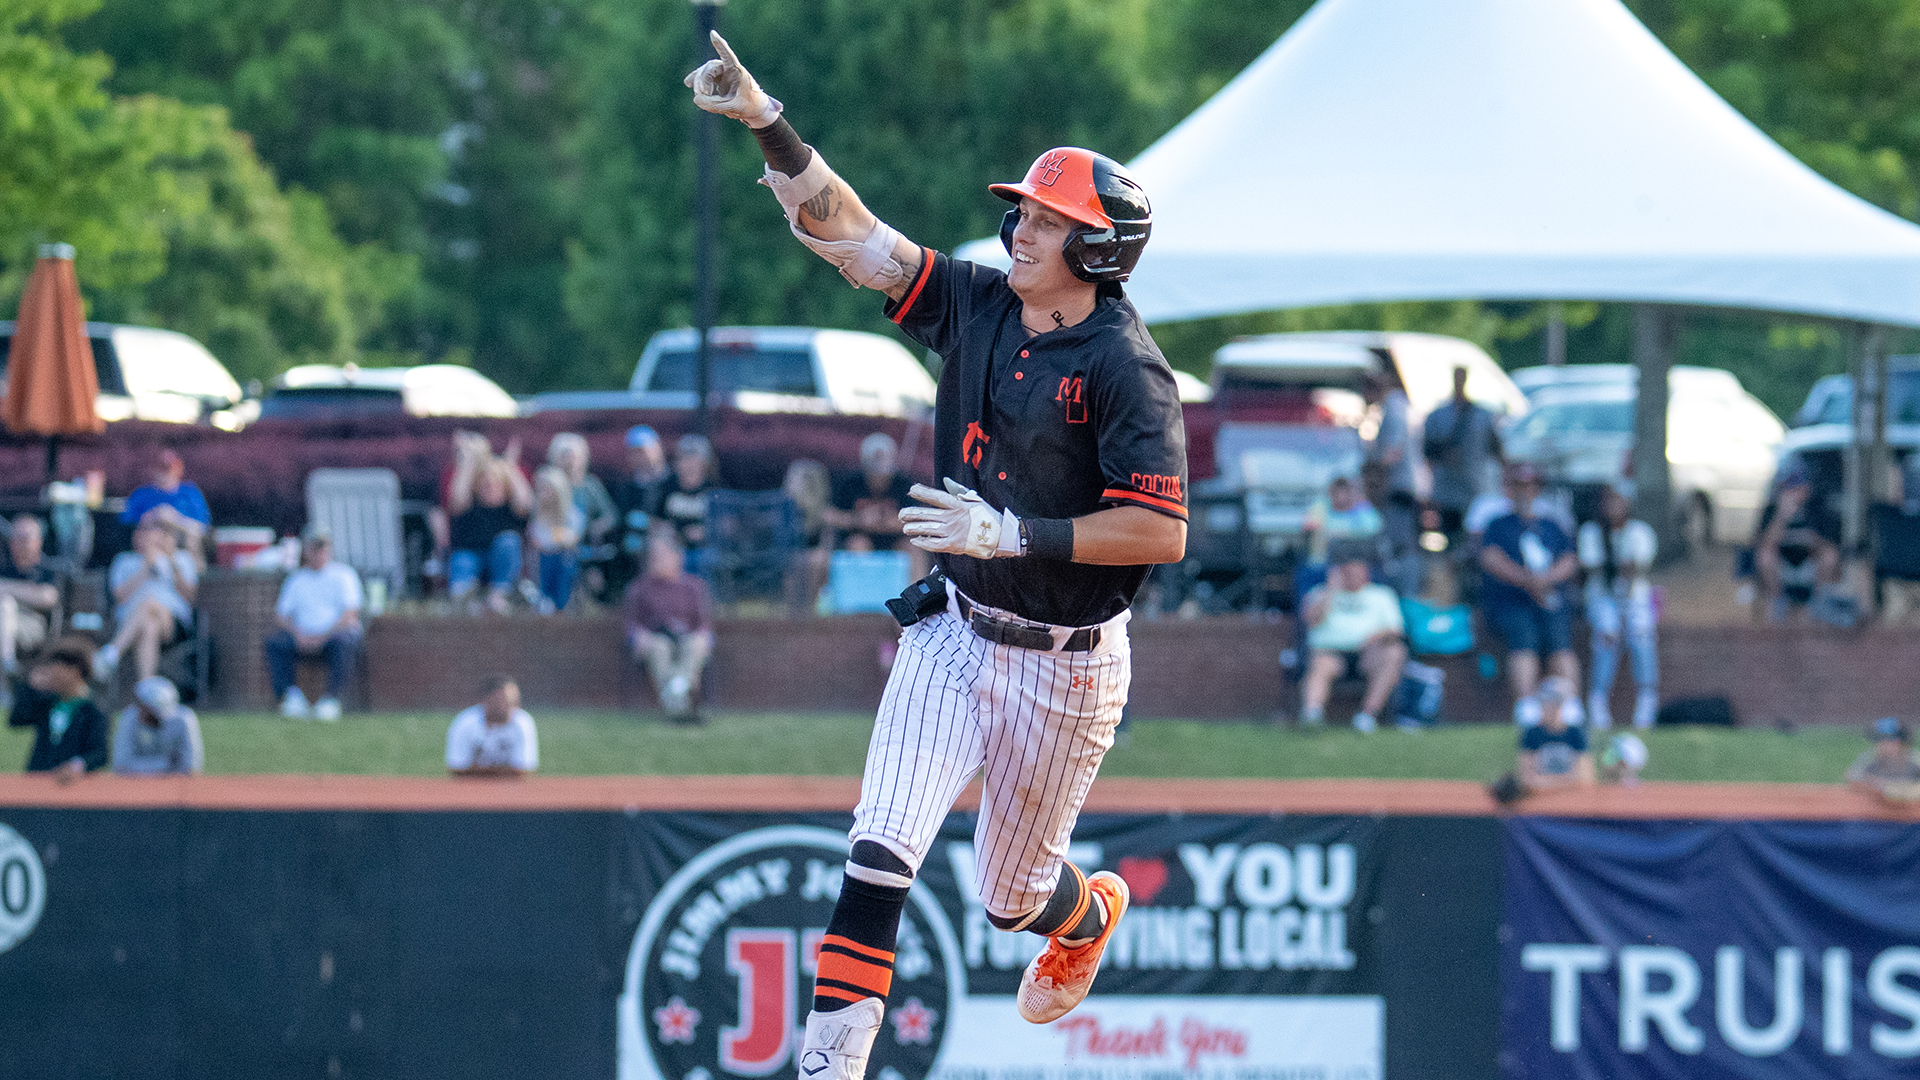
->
[955, 592, 1100, 653]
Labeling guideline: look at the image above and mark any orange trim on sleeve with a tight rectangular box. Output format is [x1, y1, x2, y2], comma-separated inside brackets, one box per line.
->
[1102, 487, 1189, 519]
[888, 246, 936, 325]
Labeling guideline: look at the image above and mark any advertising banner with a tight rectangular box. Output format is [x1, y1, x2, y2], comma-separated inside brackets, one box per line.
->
[1501, 818, 1920, 1080]
[617, 813, 1391, 1080]
[0, 806, 1496, 1080]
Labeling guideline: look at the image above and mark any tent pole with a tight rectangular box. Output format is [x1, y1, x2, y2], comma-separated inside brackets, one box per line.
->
[1844, 322, 1890, 575]
[1631, 304, 1676, 557]
[1545, 302, 1566, 366]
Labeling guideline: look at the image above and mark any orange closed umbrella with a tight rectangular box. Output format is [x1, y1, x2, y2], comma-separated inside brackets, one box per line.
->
[4, 243, 103, 479]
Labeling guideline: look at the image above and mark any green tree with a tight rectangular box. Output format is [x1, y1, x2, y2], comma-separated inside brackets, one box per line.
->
[0, 0, 410, 385]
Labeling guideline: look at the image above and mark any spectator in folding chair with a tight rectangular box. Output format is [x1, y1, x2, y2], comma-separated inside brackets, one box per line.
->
[95, 521, 198, 685]
[0, 515, 61, 677]
[826, 432, 924, 577]
[264, 525, 363, 721]
[624, 531, 715, 725]
[121, 448, 212, 564]
[548, 432, 619, 597]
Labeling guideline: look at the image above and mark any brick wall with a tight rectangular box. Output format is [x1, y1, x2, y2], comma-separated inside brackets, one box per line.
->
[202, 599, 1920, 724]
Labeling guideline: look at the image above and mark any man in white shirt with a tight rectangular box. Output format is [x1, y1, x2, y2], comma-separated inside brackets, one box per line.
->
[446, 676, 539, 777]
[1298, 541, 1408, 733]
[264, 525, 363, 721]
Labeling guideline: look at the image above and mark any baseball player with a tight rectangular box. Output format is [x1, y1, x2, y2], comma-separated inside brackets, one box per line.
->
[687, 34, 1187, 1080]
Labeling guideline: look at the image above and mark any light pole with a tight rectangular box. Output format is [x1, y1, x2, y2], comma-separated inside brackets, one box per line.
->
[691, 0, 726, 436]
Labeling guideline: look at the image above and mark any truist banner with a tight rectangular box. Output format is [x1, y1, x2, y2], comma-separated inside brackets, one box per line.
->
[1501, 818, 1920, 1080]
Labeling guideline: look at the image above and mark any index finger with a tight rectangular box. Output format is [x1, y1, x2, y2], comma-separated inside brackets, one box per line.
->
[709, 30, 743, 71]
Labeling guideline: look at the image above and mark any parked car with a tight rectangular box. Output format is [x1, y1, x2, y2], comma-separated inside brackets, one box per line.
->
[1787, 358, 1920, 428]
[257, 363, 519, 421]
[613, 326, 936, 418]
[1509, 362, 1745, 403]
[1179, 332, 1527, 605]
[1502, 372, 1785, 546]
[0, 320, 251, 429]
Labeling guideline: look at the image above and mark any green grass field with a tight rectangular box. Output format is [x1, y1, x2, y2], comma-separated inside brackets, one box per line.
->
[0, 710, 1870, 783]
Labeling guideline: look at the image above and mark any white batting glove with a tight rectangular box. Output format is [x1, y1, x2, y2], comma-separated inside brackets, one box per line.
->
[683, 30, 783, 128]
[901, 478, 1022, 560]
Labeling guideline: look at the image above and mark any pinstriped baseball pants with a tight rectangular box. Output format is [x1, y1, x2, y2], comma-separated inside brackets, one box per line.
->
[850, 599, 1130, 919]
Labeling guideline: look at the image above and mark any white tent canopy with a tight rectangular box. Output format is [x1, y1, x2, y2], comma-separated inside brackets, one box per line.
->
[954, 0, 1920, 328]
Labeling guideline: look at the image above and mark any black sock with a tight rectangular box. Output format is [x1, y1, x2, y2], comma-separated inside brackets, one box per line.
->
[813, 876, 908, 1013]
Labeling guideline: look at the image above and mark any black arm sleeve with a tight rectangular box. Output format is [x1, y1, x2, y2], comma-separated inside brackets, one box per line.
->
[751, 117, 813, 178]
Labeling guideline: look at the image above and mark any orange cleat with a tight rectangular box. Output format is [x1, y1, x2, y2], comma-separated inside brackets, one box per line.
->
[1016, 870, 1130, 1024]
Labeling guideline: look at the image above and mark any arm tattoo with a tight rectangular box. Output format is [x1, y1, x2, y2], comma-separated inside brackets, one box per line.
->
[800, 185, 839, 221]
[751, 116, 813, 177]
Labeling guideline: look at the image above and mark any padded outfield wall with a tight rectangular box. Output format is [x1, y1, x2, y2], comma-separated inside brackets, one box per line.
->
[0, 777, 1913, 1080]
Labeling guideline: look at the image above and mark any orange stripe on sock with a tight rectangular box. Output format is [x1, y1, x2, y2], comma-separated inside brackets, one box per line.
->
[812, 985, 870, 1005]
[817, 951, 894, 998]
[821, 934, 895, 964]
[1049, 863, 1093, 939]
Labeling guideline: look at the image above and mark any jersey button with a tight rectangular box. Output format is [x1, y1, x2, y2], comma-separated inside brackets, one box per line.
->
[998, 472, 1007, 480]
[1019, 349, 1029, 358]
[1014, 371, 1023, 380]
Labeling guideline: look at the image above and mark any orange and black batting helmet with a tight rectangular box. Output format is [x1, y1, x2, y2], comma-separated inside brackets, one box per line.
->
[991, 147, 1151, 284]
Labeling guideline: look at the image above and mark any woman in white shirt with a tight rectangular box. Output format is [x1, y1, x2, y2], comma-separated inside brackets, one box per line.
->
[1578, 484, 1659, 729]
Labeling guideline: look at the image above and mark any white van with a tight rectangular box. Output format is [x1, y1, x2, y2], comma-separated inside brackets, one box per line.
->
[0, 321, 249, 428]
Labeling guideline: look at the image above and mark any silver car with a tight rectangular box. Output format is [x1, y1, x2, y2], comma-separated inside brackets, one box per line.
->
[1502, 371, 1784, 547]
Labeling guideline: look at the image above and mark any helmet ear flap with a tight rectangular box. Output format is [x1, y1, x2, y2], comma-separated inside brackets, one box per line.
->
[999, 207, 1020, 257]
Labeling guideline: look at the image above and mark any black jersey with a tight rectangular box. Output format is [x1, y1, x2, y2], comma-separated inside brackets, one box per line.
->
[884, 249, 1187, 627]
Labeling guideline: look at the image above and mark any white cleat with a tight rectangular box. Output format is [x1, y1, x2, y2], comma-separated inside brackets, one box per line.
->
[796, 997, 883, 1080]
[1017, 871, 1130, 1024]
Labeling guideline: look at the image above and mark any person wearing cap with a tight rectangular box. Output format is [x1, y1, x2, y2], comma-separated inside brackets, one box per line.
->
[1479, 463, 1580, 707]
[1754, 462, 1842, 623]
[1516, 676, 1594, 792]
[1578, 482, 1660, 730]
[611, 425, 674, 594]
[1847, 717, 1920, 803]
[661, 434, 719, 577]
[120, 448, 211, 556]
[111, 675, 202, 775]
[263, 525, 363, 721]
[826, 432, 916, 550]
[1298, 539, 1407, 733]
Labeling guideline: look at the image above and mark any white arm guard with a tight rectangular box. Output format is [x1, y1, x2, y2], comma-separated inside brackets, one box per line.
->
[759, 153, 911, 291]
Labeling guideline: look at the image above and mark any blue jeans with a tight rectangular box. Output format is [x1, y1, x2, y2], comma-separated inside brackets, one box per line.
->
[1587, 591, 1658, 695]
[538, 550, 579, 611]
[450, 531, 522, 597]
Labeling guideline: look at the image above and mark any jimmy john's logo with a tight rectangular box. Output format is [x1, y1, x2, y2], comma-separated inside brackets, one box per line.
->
[619, 826, 965, 1080]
